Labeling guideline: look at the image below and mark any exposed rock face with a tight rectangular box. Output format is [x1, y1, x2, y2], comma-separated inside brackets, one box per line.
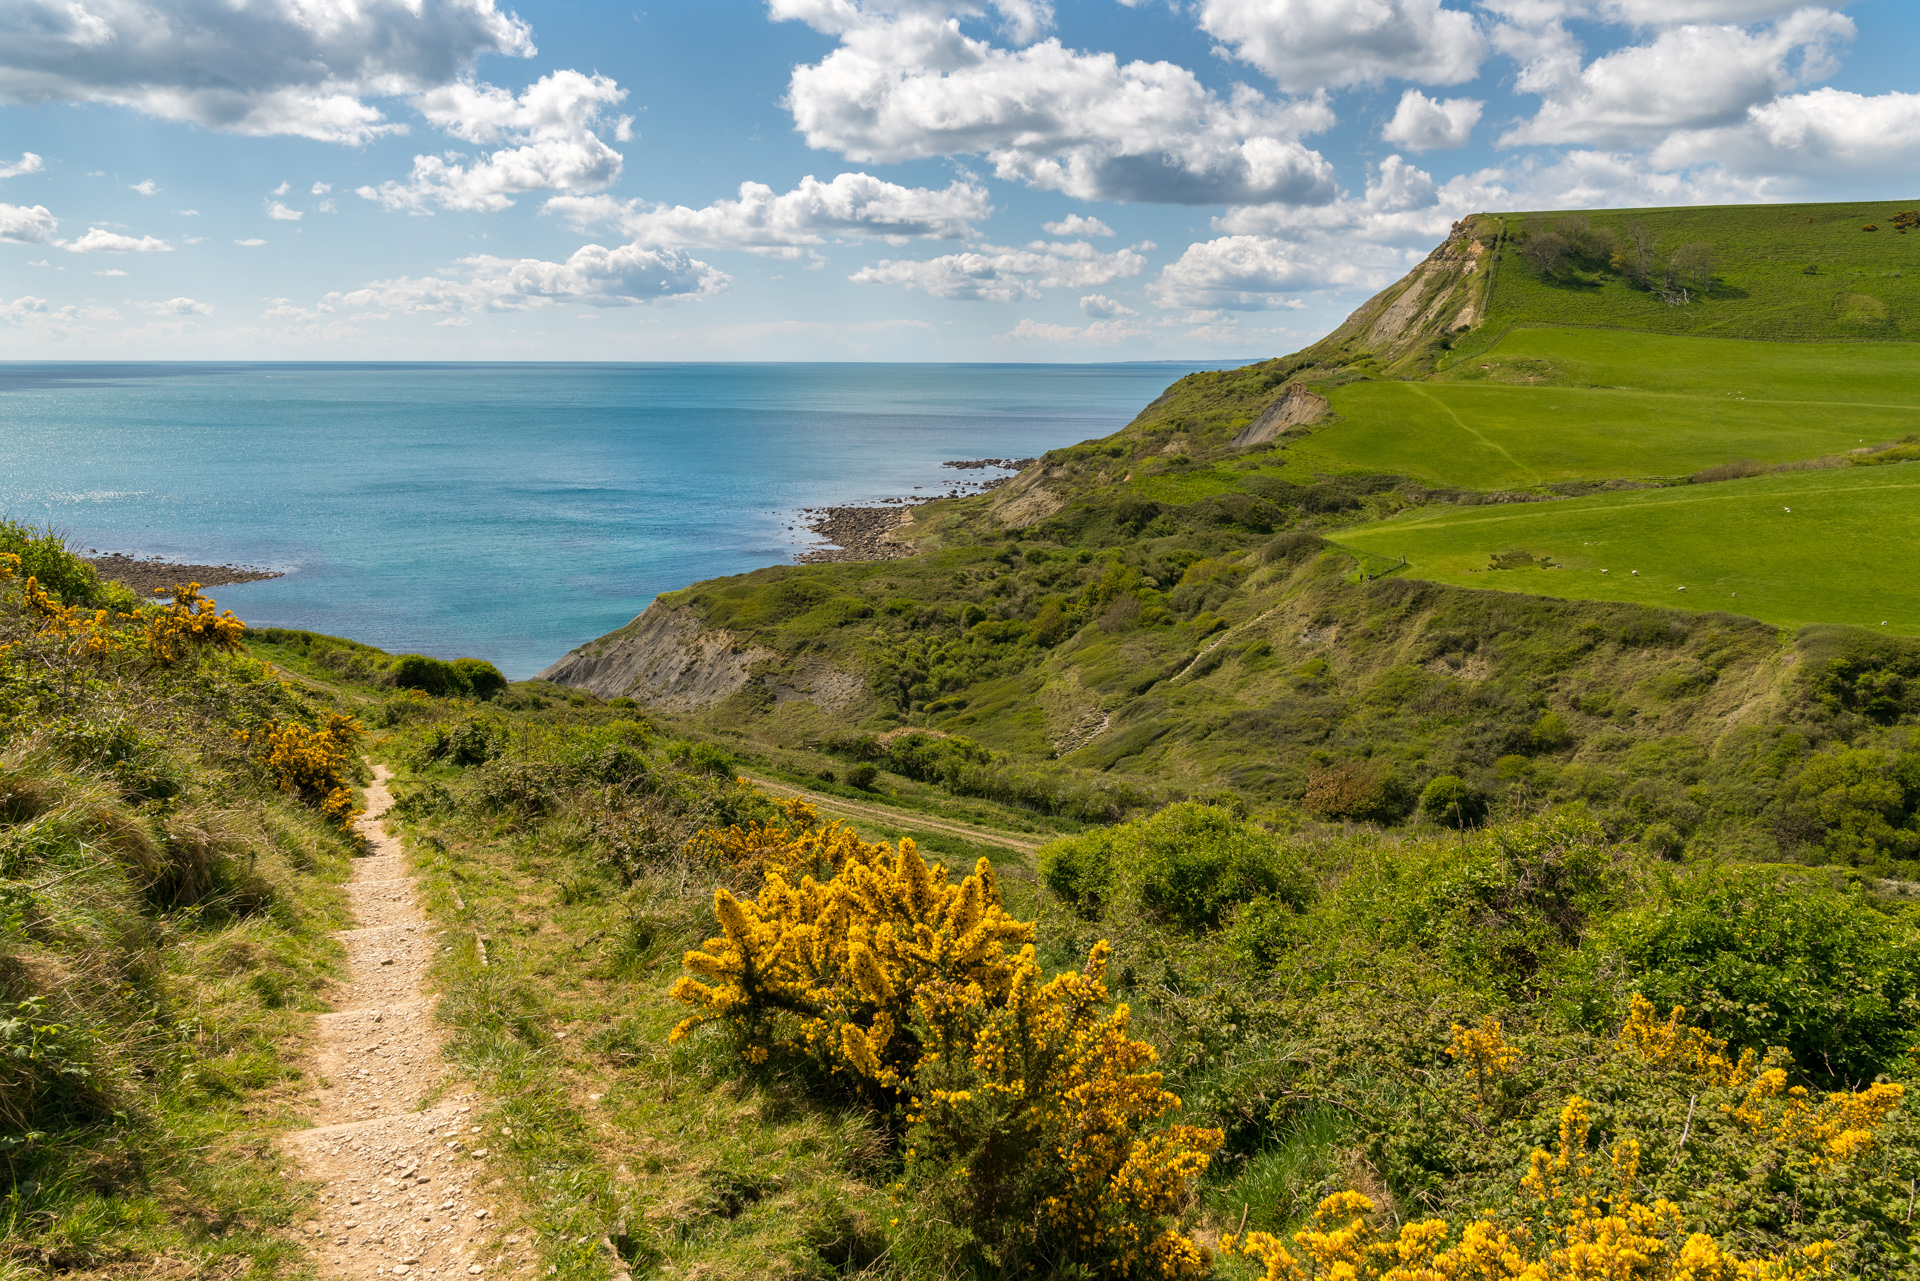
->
[1231, 383, 1330, 447]
[989, 464, 1069, 529]
[1308, 215, 1499, 375]
[537, 603, 776, 709]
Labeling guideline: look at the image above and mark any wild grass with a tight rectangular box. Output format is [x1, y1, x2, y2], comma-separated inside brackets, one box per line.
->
[1335, 462, 1920, 635]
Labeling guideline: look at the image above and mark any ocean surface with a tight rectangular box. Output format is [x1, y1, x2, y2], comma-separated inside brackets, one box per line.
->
[0, 362, 1233, 677]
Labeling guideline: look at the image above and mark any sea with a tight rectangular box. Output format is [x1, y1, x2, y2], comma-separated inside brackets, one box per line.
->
[0, 362, 1234, 678]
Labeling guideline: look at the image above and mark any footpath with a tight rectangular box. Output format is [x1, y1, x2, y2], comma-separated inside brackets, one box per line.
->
[283, 766, 513, 1281]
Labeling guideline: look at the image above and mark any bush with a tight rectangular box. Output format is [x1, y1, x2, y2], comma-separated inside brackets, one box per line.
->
[1039, 803, 1309, 932]
[670, 819, 1221, 1278]
[1593, 868, 1920, 1086]
[389, 653, 460, 695]
[1303, 761, 1413, 823]
[1420, 774, 1485, 828]
[847, 762, 879, 790]
[451, 656, 507, 700]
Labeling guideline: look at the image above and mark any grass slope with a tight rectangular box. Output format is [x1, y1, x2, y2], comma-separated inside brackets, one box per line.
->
[1470, 198, 1920, 343]
[1338, 464, 1920, 634]
[1291, 327, 1920, 489]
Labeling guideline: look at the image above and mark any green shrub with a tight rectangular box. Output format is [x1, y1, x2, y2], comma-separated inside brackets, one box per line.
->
[1420, 774, 1485, 828]
[1592, 867, 1920, 1085]
[389, 653, 461, 695]
[847, 763, 879, 790]
[1039, 802, 1309, 932]
[451, 657, 507, 700]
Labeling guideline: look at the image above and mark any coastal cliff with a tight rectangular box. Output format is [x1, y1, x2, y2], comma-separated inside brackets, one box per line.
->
[536, 602, 777, 708]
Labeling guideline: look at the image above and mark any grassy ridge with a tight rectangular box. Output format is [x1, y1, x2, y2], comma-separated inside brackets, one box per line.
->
[1337, 464, 1920, 634]
[1471, 198, 1920, 343]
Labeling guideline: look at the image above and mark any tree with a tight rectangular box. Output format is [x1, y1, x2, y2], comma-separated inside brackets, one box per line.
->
[1518, 230, 1571, 277]
[1611, 220, 1658, 287]
[1669, 241, 1717, 293]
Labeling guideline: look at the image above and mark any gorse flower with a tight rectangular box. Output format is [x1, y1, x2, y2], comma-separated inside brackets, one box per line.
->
[669, 808, 1220, 1278]
[143, 582, 245, 664]
[241, 712, 364, 829]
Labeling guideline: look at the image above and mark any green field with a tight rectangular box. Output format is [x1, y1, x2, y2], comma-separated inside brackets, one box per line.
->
[1337, 463, 1920, 634]
[1475, 198, 1920, 343]
[1287, 327, 1920, 489]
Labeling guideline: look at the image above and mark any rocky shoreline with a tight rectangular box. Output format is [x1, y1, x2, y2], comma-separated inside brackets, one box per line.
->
[793, 457, 1035, 563]
[82, 552, 283, 596]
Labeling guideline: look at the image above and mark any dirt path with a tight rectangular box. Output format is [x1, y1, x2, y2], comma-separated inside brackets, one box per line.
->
[738, 770, 1045, 856]
[283, 766, 512, 1281]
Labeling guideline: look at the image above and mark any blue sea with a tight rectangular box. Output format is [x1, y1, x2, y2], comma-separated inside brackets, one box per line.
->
[0, 363, 1230, 677]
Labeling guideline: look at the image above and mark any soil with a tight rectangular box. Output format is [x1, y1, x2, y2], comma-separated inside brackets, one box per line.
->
[83, 553, 282, 596]
[282, 767, 523, 1281]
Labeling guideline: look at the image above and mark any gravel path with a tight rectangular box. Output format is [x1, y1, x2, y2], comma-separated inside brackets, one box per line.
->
[284, 766, 517, 1281]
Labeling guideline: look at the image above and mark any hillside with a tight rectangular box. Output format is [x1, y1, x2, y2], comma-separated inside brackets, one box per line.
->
[541, 196, 1920, 876]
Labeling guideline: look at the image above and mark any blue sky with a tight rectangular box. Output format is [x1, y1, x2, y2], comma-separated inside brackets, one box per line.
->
[3, 0, 1917, 361]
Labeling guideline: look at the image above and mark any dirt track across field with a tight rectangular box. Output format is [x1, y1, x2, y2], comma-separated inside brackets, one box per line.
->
[738, 770, 1044, 857]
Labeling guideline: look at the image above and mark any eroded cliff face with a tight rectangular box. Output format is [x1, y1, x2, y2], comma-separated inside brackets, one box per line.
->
[537, 603, 777, 709]
[1307, 214, 1502, 375]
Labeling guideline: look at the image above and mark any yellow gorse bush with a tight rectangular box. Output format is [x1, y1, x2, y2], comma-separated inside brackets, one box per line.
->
[241, 713, 364, 829]
[1449, 1015, 1523, 1105]
[1223, 999, 1908, 1280]
[1225, 1098, 1834, 1280]
[1618, 994, 1904, 1167]
[669, 809, 1222, 1279]
[144, 582, 245, 664]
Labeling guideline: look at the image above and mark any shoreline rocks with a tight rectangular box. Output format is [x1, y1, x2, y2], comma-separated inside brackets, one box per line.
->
[82, 552, 283, 595]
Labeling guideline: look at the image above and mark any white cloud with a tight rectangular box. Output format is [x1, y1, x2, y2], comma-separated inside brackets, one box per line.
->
[1483, 0, 1842, 22]
[271, 181, 291, 196]
[850, 239, 1148, 301]
[1149, 235, 1408, 309]
[999, 316, 1150, 345]
[318, 199, 337, 213]
[26, 259, 49, 267]
[0, 294, 122, 330]
[1043, 213, 1113, 237]
[0, 0, 533, 144]
[96, 268, 128, 276]
[435, 315, 471, 327]
[547, 173, 991, 258]
[148, 297, 213, 315]
[1381, 89, 1482, 151]
[775, 1, 1338, 206]
[312, 182, 333, 195]
[1080, 293, 1138, 318]
[1199, 0, 1486, 92]
[267, 200, 304, 221]
[0, 152, 44, 180]
[0, 203, 58, 243]
[64, 228, 172, 253]
[178, 208, 198, 216]
[327, 243, 730, 313]
[129, 178, 159, 196]
[235, 238, 267, 246]
[1652, 87, 1920, 175]
[359, 71, 628, 213]
[1501, 10, 1854, 148]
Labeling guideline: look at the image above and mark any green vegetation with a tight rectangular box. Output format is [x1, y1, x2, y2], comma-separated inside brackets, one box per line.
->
[1336, 463, 1920, 633]
[0, 525, 361, 1276]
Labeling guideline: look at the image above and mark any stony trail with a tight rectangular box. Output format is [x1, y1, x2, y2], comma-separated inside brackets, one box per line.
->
[284, 765, 519, 1281]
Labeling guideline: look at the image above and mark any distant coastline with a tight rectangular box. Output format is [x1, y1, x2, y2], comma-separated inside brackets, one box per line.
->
[82, 551, 283, 596]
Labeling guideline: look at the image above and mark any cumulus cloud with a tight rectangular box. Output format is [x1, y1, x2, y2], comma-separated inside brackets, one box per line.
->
[999, 316, 1150, 345]
[1652, 86, 1920, 175]
[359, 71, 628, 212]
[267, 200, 303, 221]
[1149, 235, 1401, 309]
[774, 0, 1338, 206]
[148, 297, 212, 315]
[1501, 9, 1854, 147]
[327, 243, 730, 313]
[1199, 0, 1486, 92]
[849, 239, 1148, 302]
[235, 238, 266, 246]
[0, 0, 533, 144]
[129, 179, 159, 196]
[1381, 89, 1483, 150]
[0, 203, 58, 244]
[1080, 293, 1138, 318]
[312, 182, 333, 195]
[1482, 0, 1840, 22]
[0, 152, 44, 180]
[1043, 213, 1113, 237]
[64, 228, 172, 252]
[547, 173, 991, 258]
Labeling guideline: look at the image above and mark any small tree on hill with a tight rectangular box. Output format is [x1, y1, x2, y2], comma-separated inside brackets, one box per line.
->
[1669, 241, 1717, 293]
